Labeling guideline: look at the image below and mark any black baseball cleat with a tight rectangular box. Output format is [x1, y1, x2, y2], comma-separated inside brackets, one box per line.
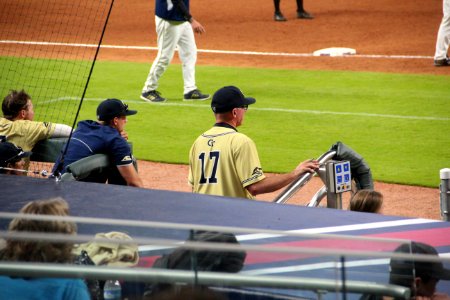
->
[297, 11, 314, 19]
[183, 89, 210, 101]
[274, 12, 287, 21]
[434, 58, 450, 67]
[141, 90, 166, 103]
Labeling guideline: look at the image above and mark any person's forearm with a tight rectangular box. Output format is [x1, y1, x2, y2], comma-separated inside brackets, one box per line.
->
[127, 177, 144, 188]
[247, 159, 319, 196]
[51, 124, 72, 138]
[246, 172, 297, 196]
[118, 164, 144, 188]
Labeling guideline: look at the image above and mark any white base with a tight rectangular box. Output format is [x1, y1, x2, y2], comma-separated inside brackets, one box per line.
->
[313, 47, 356, 57]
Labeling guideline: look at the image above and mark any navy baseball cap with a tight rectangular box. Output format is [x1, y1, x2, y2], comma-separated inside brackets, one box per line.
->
[0, 142, 31, 167]
[97, 99, 137, 121]
[389, 242, 450, 287]
[211, 86, 256, 113]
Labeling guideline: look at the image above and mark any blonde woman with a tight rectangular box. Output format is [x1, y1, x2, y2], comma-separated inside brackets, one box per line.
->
[0, 198, 90, 299]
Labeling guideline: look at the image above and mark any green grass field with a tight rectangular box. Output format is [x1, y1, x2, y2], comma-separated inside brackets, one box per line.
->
[2, 58, 449, 187]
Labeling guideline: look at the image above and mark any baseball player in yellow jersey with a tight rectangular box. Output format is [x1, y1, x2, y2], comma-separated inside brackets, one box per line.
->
[188, 86, 319, 199]
[0, 90, 72, 152]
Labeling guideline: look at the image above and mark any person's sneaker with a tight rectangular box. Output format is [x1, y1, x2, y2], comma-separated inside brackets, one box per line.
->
[140, 90, 166, 103]
[274, 12, 287, 21]
[434, 58, 450, 67]
[297, 11, 314, 19]
[183, 89, 210, 101]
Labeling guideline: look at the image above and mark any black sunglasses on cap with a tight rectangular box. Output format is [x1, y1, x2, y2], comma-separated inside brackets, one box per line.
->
[4, 146, 26, 164]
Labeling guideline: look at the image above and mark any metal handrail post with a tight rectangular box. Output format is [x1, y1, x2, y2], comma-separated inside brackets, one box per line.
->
[440, 168, 450, 221]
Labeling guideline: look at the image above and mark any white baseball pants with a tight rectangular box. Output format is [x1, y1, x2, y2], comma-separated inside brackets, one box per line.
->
[434, 0, 450, 60]
[143, 16, 197, 95]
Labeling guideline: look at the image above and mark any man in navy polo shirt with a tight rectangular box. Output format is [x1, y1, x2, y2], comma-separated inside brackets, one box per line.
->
[53, 99, 143, 187]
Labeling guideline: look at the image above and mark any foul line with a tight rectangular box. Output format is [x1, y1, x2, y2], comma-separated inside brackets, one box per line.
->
[0, 40, 433, 60]
[42, 97, 450, 121]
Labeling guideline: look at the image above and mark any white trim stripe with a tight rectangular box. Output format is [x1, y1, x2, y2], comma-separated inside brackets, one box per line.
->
[71, 137, 93, 153]
[138, 219, 438, 252]
[241, 258, 389, 275]
[237, 218, 437, 242]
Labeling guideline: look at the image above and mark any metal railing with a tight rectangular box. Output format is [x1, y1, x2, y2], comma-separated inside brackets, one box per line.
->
[0, 262, 411, 299]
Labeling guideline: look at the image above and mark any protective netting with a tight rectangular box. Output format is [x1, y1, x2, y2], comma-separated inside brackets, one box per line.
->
[0, 0, 114, 176]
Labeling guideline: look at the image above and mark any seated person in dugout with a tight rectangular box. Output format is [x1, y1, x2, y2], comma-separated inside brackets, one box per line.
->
[0, 198, 90, 300]
[0, 139, 31, 175]
[52, 98, 144, 187]
[0, 89, 72, 153]
[348, 189, 383, 213]
[361, 241, 450, 300]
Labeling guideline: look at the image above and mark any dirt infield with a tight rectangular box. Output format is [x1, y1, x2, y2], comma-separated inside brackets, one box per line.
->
[100, 0, 450, 75]
[100, 0, 446, 220]
[137, 160, 442, 220]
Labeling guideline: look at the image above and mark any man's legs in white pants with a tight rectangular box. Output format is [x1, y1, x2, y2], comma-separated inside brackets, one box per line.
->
[434, 0, 450, 65]
[178, 22, 197, 95]
[142, 17, 181, 93]
[178, 22, 209, 100]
